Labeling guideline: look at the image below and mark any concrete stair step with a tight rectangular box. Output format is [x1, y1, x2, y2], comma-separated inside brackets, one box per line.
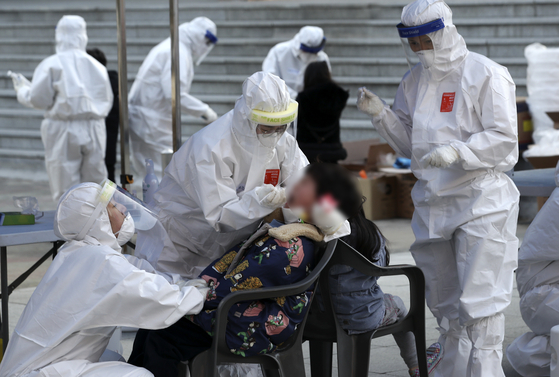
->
[0, 55, 530, 79]
[1, 1, 559, 23]
[3, 17, 559, 40]
[2, 36, 555, 60]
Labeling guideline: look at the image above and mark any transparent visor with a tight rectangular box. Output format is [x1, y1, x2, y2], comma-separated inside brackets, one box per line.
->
[397, 18, 444, 80]
[195, 30, 218, 66]
[76, 180, 158, 240]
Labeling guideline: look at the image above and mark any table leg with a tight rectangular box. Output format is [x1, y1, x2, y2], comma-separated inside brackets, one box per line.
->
[1, 246, 8, 352]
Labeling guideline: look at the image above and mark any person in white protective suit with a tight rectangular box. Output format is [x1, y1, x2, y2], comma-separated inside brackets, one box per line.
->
[9, 15, 113, 202]
[134, 71, 309, 281]
[262, 26, 330, 99]
[356, 1, 520, 376]
[506, 162, 559, 376]
[0, 181, 207, 377]
[128, 17, 219, 178]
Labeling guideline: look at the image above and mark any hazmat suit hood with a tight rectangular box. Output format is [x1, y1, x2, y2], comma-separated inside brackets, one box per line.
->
[291, 26, 326, 61]
[55, 15, 88, 53]
[54, 183, 120, 252]
[231, 71, 292, 152]
[179, 17, 217, 66]
[401, 0, 468, 80]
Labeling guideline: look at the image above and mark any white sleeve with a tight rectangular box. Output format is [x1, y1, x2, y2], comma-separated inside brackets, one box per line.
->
[180, 92, 209, 117]
[372, 80, 414, 159]
[450, 71, 518, 170]
[97, 255, 205, 329]
[17, 59, 56, 110]
[185, 158, 274, 233]
[123, 254, 183, 284]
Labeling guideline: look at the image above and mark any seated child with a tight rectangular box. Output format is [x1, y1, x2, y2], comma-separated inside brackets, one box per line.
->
[304, 164, 441, 377]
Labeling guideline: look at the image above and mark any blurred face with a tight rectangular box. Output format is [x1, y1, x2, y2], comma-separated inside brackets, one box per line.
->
[107, 202, 126, 234]
[286, 175, 317, 220]
[408, 35, 434, 52]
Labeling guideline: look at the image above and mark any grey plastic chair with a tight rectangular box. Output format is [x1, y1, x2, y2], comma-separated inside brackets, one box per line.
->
[304, 239, 428, 377]
[185, 239, 338, 377]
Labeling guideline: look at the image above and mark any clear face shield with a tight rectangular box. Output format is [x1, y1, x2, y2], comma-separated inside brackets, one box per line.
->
[195, 30, 218, 66]
[250, 100, 299, 149]
[76, 180, 159, 242]
[298, 38, 326, 64]
[397, 18, 445, 79]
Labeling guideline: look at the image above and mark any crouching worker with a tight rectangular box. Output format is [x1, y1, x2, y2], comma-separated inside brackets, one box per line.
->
[0, 181, 207, 377]
[128, 163, 368, 376]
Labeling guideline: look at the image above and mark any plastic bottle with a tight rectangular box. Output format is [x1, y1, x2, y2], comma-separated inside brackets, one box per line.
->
[142, 159, 159, 204]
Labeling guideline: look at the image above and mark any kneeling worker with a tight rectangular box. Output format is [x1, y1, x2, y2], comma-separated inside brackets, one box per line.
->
[0, 181, 207, 377]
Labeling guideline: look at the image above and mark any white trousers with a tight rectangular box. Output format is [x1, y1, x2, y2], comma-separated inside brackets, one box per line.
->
[41, 118, 107, 202]
[410, 197, 519, 377]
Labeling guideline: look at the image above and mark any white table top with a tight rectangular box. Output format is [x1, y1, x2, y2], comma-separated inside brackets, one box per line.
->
[512, 168, 557, 197]
[0, 210, 61, 247]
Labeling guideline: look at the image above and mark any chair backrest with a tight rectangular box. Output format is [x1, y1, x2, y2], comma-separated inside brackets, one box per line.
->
[210, 238, 339, 357]
[306, 239, 425, 341]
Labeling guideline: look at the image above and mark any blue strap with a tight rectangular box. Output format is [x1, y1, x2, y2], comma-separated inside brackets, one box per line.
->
[205, 30, 218, 44]
[300, 38, 326, 53]
[397, 18, 445, 38]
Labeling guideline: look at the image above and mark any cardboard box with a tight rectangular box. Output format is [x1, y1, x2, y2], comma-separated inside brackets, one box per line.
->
[517, 100, 534, 149]
[547, 112, 559, 130]
[394, 173, 417, 219]
[341, 139, 395, 172]
[358, 174, 397, 220]
[526, 155, 559, 169]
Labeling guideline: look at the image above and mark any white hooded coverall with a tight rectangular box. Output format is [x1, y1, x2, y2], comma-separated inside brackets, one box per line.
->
[134, 72, 309, 279]
[370, 1, 519, 376]
[128, 17, 216, 178]
[0, 183, 204, 377]
[506, 162, 559, 376]
[15, 16, 113, 202]
[262, 26, 330, 99]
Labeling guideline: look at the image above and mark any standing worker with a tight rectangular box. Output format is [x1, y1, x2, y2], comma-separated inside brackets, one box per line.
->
[9, 15, 113, 202]
[263, 26, 330, 99]
[128, 17, 219, 178]
[507, 162, 559, 376]
[87, 48, 120, 183]
[357, 0, 519, 376]
[134, 72, 309, 280]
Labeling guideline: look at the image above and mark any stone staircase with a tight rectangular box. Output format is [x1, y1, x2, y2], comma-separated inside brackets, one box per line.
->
[1, 0, 558, 178]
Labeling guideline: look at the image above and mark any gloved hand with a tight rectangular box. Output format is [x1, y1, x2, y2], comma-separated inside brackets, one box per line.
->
[357, 87, 385, 117]
[256, 184, 287, 208]
[201, 107, 218, 124]
[196, 286, 210, 300]
[8, 71, 31, 92]
[185, 278, 208, 288]
[423, 145, 460, 168]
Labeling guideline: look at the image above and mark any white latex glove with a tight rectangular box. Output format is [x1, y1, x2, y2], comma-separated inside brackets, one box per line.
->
[8, 71, 30, 92]
[256, 184, 287, 208]
[185, 278, 209, 288]
[423, 145, 460, 168]
[202, 107, 218, 124]
[357, 87, 385, 117]
[196, 286, 210, 299]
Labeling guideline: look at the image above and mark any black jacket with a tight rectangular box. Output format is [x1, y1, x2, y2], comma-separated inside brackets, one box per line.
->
[296, 82, 349, 163]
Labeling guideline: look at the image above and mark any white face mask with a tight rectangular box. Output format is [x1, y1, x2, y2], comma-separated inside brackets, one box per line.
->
[415, 50, 435, 69]
[257, 131, 285, 149]
[115, 213, 135, 246]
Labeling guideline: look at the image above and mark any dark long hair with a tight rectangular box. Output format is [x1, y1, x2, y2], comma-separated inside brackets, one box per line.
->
[303, 61, 333, 91]
[305, 163, 388, 264]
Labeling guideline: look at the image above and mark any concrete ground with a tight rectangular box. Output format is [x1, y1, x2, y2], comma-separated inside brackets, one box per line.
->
[1, 177, 530, 376]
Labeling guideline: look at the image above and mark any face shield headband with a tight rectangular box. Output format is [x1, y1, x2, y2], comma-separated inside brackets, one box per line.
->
[397, 18, 445, 38]
[300, 38, 326, 54]
[76, 180, 158, 240]
[250, 100, 298, 127]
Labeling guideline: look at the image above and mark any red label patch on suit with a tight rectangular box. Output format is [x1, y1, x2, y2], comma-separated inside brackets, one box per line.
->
[264, 169, 280, 186]
[440, 92, 456, 113]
